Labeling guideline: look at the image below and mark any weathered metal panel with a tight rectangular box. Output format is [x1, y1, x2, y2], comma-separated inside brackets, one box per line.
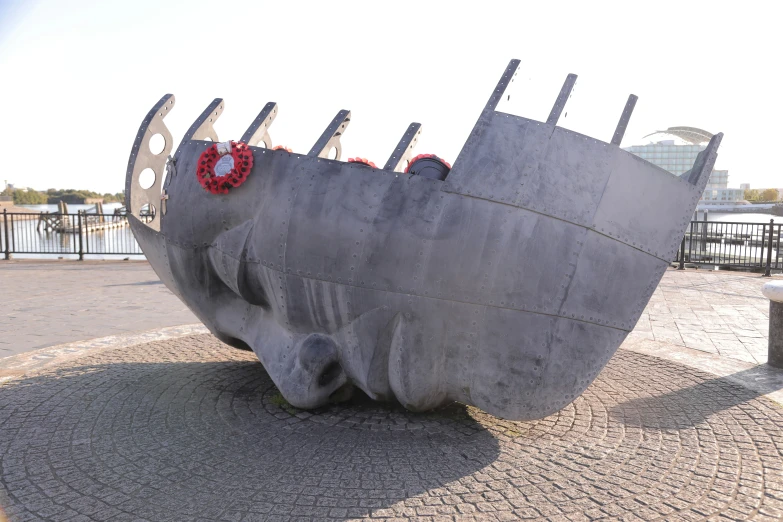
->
[454, 308, 626, 420]
[558, 230, 669, 331]
[419, 194, 585, 312]
[351, 173, 445, 297]
[442, 115, 541, 205]
[517, 125, 613, 227]
[284, 159, 390, 294]
[443, 113, 613, 229]
[127, 214, 182, 301]
[592, 150, 704, 261]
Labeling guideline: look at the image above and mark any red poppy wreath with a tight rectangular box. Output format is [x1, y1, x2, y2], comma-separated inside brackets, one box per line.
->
[196, 141, 254, 194]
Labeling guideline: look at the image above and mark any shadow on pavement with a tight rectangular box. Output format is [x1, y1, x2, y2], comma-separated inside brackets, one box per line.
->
[609, 365, 783, 430]
[104, 280, 164, 287]
[0, 360, 499, 520]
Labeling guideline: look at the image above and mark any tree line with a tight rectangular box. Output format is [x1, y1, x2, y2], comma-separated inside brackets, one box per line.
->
[0, 187, 124, 205]
[744, 188, 780, 203]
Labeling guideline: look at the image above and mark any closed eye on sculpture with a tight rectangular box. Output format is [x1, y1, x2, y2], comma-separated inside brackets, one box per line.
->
[208, 222, 270, 309]
[235, 258, 270, 309]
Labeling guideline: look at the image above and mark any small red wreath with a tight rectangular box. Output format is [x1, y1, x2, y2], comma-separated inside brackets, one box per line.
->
[348, 157, 377, 168]
[196, 141, 254, 195]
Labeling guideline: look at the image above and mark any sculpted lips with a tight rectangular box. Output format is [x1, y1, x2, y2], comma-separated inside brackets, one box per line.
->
[206, 227, 368, 409]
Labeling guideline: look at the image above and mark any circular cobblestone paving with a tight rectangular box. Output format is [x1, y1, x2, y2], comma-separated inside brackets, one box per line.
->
[2, 334, 783, 521]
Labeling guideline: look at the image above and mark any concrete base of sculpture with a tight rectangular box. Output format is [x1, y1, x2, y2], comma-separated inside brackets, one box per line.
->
[763, 281, 783, 368]
[125, 59, 721, 420]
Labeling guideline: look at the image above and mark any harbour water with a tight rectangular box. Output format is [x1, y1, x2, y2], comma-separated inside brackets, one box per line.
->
[700, 212, 778, 224]
[19, 202, 124, 213]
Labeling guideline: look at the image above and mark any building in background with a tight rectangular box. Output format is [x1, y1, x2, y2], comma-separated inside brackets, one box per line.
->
[706, 170, 729, 190]
[740, 183, 751, 190]
[624, 127, 744, 206]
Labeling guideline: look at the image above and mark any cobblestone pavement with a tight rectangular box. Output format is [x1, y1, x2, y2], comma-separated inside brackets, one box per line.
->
[3, 334, 783, 521]
[631, 269, 773, 365]
[0, 261, 196, 358]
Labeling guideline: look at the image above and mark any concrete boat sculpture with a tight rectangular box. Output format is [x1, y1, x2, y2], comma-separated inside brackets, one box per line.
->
[126, 59, 721, 420]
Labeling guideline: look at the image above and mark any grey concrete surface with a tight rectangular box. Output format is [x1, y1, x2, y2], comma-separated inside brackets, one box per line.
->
[0, 260, 197, 358]
[631, 269, 771, 364]
[763, 281, 783, 368]
[768, 301, 783, 368]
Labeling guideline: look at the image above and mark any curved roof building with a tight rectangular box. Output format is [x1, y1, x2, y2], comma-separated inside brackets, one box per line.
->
[626, 128, 744, 206]
[642, 126, 714, 145]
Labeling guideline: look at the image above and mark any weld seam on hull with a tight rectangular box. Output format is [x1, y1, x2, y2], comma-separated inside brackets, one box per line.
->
[437, 191, 676, 263]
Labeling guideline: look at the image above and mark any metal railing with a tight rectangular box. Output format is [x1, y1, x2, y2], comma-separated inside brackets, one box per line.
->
[675, 219, 781, 275]
[1, 209, 146, 259]
[3, 210, 780, 273]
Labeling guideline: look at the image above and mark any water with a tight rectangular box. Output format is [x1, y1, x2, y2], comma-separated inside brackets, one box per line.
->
[20, 202, 123, 213]
[704, 212, 778, 224]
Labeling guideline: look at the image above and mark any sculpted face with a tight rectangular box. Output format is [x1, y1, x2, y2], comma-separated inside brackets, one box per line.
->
[127, 61, 721, 420]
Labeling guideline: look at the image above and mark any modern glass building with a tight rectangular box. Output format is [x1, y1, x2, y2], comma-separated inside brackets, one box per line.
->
[706, 170, 728, 190]
[624, 140, 705, 177]
[624, 127, 744, 205]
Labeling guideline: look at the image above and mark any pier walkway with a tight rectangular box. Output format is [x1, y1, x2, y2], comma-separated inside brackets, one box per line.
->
[632, 269, 771, 364]
[0, 260, 196, 359]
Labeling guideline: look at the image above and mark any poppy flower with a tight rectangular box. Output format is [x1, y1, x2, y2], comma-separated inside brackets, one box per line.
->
[348, 157, 378, 168]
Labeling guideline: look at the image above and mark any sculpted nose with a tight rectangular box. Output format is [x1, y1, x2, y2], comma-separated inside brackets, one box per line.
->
[297, 334, 343, 389]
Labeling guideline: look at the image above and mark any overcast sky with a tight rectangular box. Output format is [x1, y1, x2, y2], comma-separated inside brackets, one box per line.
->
[1, 0, 780, 194]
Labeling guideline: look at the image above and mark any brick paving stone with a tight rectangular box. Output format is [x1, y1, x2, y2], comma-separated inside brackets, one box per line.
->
[0, 334, 782, 521]
[631, 269, 771, 364]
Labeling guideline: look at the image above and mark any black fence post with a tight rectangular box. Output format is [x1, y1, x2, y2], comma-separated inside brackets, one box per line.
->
[77, 211, 84, 261]
[2, 209, 9, 260]
[678, 235, 686, 270]
[765, 219, 775, 277]
[9, 213, 14, 253]
[687, 221, 695, 265]
[84, 213, 90, 255]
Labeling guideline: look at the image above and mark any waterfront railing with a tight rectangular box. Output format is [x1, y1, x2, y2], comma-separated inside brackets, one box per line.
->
[675, 219, 781, 275]
[1, 210, 146, 259]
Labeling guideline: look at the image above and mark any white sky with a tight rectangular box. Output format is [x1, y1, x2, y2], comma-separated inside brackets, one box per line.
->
[1, 0, 781, 194]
